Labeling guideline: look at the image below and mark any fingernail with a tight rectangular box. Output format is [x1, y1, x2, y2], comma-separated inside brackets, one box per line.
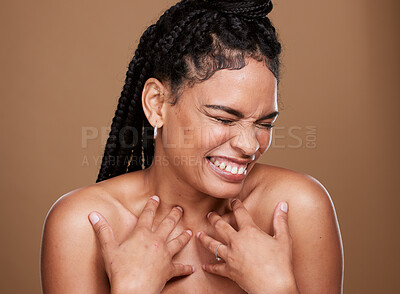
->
[192, 265, 195, 272]
[186, 229, 192, 236]
[280, 202, 288, 213]
[196, 231, 201, 238]
[176, 206, 183, 212]
[89, 212, 99, 225]
[202, 264, 206, 270]
[151, 195, 160, 202]
[231, 198, 237, 205]
[207, 211, 213, 218]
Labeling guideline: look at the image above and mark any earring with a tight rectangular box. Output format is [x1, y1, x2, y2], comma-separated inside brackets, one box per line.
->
[154, 123, 157, 139]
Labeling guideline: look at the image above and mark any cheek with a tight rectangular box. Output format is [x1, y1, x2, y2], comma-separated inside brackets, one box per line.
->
[161, 110, 195, 148]
[197, 125, 230, 149]
[257, 130, 273, 153]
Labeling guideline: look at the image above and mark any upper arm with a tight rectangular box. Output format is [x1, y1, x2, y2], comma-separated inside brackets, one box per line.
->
[40, 191, 110, 294]
[287, 174, 344, 294]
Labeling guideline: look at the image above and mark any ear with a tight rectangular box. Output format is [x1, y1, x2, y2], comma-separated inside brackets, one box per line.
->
[141, 78, 169, 127]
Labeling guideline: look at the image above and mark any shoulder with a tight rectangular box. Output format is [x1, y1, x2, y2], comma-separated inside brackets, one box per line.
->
[249, 162, 341, 241]
[43, 184, 120, 240]
[42, 175, 139, 250]
[248, 163, 337, 219]
[43, 170, 145, 238]
[40, 178, 138, 293]
[249, 163, 344, 293]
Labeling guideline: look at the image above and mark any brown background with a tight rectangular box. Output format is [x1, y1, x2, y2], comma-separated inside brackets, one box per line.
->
[0, 0, 399, 293]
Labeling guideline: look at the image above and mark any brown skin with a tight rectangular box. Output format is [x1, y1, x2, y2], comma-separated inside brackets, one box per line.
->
[40, 58, 344, 293]
[88, 196, 196, 294]
[196, 198, 297, 294]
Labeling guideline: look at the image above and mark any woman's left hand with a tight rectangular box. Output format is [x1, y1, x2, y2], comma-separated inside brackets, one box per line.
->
[196, 199, 299, 294]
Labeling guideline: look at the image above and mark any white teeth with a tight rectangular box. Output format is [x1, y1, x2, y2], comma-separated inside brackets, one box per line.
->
[209, 157, 247, 176]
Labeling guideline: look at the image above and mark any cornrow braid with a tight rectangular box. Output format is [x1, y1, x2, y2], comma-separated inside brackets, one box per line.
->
[206, 0, 273, 21]
[97, 25, 157, 181]
[97, 0, 282, 182]
[134, 9, 211, 171]
[97, 1, 204, 182]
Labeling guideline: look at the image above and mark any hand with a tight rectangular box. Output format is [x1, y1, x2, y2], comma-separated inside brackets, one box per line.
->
[196, 199, 298, 294]
[88, 196, 195, 294]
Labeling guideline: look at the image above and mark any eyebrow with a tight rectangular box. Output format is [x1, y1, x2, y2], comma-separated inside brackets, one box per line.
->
[204, 104, 279, 121]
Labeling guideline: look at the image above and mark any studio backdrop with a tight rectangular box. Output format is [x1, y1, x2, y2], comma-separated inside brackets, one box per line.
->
[0, 0, 399, 293]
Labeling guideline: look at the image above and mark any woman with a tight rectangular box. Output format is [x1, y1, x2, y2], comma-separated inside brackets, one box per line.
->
[41, 0, 344, 293]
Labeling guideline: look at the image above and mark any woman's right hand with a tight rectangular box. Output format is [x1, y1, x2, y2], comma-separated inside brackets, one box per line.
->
[88, 195, 194, 294]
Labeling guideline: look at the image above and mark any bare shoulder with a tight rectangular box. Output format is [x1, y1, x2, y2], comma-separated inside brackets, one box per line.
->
[43, 182, 132, 234]
[248, 162, 341, 241]
[42, 171, 145, 244]
[248, 163, 344, 293]
[247, 163, 338, 219]
[45, 185, 111, 224]
[41, 177, 138, 294]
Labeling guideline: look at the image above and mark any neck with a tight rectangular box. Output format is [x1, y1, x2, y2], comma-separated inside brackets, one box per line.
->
[143, 160, 232, 227]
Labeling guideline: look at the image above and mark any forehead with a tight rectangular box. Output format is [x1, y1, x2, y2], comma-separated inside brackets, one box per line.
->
[188, 59, 278, 113]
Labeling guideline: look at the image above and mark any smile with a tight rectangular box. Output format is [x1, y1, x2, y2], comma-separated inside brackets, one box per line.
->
[209, 156, 248, 175]
[206, 156, 249, 182]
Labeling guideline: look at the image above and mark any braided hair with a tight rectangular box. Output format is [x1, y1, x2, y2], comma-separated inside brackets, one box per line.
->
[96, 0, 282, 182]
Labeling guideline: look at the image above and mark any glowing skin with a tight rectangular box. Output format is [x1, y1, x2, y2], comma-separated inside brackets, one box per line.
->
[41, 58, 343, 294]
[142, 58, 279, 227]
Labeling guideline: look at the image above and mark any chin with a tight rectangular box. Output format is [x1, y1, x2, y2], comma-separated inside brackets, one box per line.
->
[198, 156, 250, 198]
[200, 171, 246, 199]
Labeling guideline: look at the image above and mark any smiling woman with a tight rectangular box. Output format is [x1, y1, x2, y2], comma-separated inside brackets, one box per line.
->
[40, 0, 344, 293]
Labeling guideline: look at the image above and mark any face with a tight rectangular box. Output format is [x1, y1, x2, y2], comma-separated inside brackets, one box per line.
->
[158, 58, 278, 198]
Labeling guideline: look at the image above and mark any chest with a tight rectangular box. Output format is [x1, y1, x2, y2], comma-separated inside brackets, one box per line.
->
[160, 205, 274, 293]
[161, 223, 247, 294]
[113, 184, 277, 293]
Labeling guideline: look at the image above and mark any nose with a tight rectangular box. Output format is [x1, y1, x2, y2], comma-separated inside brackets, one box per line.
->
[230, 125, 260, 157]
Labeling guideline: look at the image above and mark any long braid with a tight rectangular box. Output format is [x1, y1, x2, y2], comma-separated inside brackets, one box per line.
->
[132, 2, 206, 171]
[140, 10, 217, 170]
[139, 9, 212, 168]
[123, 59, 152, 172]
[97, 0, 282, 182]
[97, 25, 157, 182]
[98, 1, 203, 180]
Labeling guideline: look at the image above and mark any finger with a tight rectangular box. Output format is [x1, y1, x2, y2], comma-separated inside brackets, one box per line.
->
[170, 263, 195, 279]
[273, 201, 291, 243]
[88, 211, 118, 253]
[167, 229, 193, 256]
[196, 231, 228, 261]
[221, 212, 239, 231]
[207, 211, 236, 244]
[202, 263, 229, 278]
[231, 198, 254, 229]
[156, 206, 184, 238]
[136, 195, 160, 229]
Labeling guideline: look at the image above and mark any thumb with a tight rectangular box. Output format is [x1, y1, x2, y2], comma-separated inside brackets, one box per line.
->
[272, 201, 291, 242]
[88, 211, 117, 252]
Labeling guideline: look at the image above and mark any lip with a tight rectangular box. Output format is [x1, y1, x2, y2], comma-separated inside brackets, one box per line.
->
[207, 155, 253, 165]
[206, 157, 247, 183]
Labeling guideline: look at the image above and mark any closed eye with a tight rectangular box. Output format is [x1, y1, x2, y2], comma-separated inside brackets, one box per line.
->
[214, 117, 235, 125]
[256, 123, 274, 130]
[214, 117, 274, 129]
